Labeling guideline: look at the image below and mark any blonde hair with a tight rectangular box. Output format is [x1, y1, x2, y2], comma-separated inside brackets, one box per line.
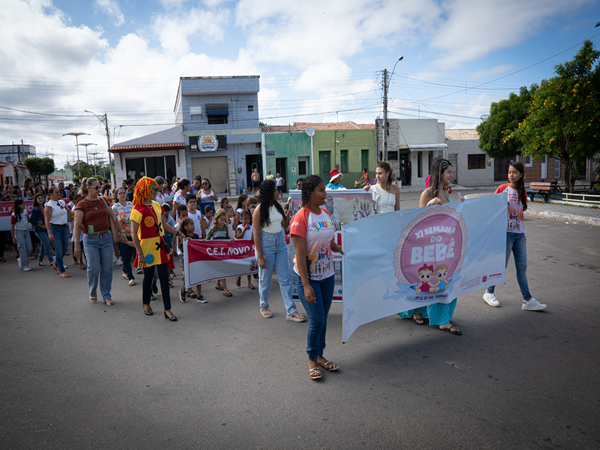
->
[435, 264, 448, 273]
[210, 209, 227, 234]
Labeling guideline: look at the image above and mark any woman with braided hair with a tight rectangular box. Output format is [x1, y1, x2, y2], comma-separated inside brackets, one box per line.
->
[130, 177, 186, 321]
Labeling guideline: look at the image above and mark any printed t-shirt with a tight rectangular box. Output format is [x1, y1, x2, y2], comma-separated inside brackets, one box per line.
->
[130, 201, 169, 267]
[206, 225, 230, 240]
[75, 198, 111, 232]
[11, 211, 30, 231]
[236, 224, 253, 240]
[188, 210, 203, 237]
[496, 184, 527, 234]
[112, 201, 133, 237]
[290, 207, 335, 281]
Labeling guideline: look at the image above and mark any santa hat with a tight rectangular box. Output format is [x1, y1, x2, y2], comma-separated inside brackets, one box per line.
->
[329, 168, 343, 183]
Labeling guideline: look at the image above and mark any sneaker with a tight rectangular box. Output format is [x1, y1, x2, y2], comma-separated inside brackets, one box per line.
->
[136, 268, 143, 274]
[116, 257, 123, 266]
[17, 257, 22, 268]
[170, 271, 177, 278]
[179, 289, 186, 302]
[197, 295, 207, 303]
[483, 292, 500, 307]
[522, 298, 547, 311]
[23, 266, 32, 272]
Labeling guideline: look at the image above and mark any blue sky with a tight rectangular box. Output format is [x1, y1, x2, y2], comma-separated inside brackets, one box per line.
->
[0, 0, 599, 168]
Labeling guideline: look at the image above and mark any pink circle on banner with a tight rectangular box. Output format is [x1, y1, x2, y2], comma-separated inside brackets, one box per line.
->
[393, 206, 468, 284]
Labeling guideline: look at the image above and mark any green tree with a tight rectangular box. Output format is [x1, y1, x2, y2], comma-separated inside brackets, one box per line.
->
[476, 85, 537, 159]
[23, 157, 55, 184]
[509, 40, 600, 192]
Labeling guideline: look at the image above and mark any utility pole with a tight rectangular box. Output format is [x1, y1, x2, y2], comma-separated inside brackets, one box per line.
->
[84, 110, 115, 188]
[383, 69, 388, 163]
[79, 143, 97, 165]
[63, 132, 90, 179]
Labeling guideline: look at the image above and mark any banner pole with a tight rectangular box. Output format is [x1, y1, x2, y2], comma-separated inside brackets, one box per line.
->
[341, 222, 346, 344]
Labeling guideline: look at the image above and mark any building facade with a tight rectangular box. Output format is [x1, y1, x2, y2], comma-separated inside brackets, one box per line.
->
[376, 119, 447, 188]
[445, 129, 494, 186]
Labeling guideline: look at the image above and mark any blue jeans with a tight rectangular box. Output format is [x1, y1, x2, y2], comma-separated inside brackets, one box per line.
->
[257, 230, 297, 315]
[487, 232, 531, 301]
[51, 225, 69, 273]
[15, 229, 32, 268]
[293, 273, 335, 361]
[117, 240, 135, 280]
[83, 232, 114, 301]
[35, 230, 54, 264]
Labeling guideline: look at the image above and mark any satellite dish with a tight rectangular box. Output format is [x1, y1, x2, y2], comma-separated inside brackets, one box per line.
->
[480, 114, 490, 121]
[305, 127, 315, 137]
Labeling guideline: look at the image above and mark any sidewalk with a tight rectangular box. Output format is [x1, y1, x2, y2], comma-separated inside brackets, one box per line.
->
[526, 201, 600, 226]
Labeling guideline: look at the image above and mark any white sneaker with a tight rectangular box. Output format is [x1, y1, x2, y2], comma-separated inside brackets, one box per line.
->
[17, 257, 22, 268]
[23, 266, 32, 272]
[522, 298, 547, 311]
[116, 257, 123, 266]
[483, 292, 500, 307]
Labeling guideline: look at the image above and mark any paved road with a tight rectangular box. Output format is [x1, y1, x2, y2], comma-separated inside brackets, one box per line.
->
[1, 213, 599, 449]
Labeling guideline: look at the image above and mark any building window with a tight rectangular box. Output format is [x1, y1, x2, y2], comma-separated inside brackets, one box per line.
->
[524, 155, 533, 167]
[340, 150, 349, 172]
[189, 136, 198, 150]
[417, 152, 422, 178]
[248, 105, 253, 111]
[361, 149, 369, 171]
[388, 151, 398, 161]
[298, 160, 307, 176]
[555, 158, 561, 178]
[468, 154, 486, 169]
[217, 135, 227, 151]
[206, 104, 229, 124]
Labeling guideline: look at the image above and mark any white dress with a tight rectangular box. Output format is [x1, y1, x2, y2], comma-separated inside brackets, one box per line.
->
[371, 184, 396, 214]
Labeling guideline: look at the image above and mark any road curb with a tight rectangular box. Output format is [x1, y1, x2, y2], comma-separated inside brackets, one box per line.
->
[525, 209, 600, 227]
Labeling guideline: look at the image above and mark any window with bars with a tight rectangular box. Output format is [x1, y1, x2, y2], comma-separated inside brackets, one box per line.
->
[468, 154, 486, 169]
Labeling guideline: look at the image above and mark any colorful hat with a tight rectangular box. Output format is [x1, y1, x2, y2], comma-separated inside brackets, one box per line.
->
[329, 168, 343, 183]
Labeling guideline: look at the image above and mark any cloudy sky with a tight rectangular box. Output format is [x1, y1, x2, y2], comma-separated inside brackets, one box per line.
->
[1, 0, 599, 169]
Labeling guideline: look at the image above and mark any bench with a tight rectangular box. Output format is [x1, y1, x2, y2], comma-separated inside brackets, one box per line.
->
[550, 180, 563, 192]
[528, 182, 552, 203]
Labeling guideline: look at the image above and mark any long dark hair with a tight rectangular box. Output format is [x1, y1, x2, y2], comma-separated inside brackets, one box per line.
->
[258, 180, 283, 228]
[301, 175, 323, 207]
[33, 193, 45, 209]
[508, 161, 527, 211]
[428, 157, 452, 198]
[236, 194, 247, 210]
[13, 199, 24, 222]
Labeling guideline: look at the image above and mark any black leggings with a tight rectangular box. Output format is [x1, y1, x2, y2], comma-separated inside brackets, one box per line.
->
[143, 263, 171, 311]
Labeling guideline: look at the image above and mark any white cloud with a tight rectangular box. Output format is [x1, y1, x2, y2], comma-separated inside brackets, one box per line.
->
[430, 0, 595, 68]
[94, 0, 125, 27]
[471, 64, 516, 80]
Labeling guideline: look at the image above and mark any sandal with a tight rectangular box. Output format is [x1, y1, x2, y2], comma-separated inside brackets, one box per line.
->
[309, 367, 322, 380]
[319, 361, 339, 372]
[410, 312, 425, 326]
[286, 313, 305, 323]
[80, 264, 87, 270]
[260, 308, 273, 318]
[38, 262, 46, 267]
[51, 264, 60, 274]
[235, 277, 241, 287]
[105, 299, 115, 306]
[90, 295, 98, 302]
[247, 284, 256, 290]
[215, 285, 224, 291]
[223, 290, 233, 297]
[440, 325, 462, 335]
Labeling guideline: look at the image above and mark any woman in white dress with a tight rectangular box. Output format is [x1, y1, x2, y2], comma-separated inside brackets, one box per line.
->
[363, 161, 400, 214]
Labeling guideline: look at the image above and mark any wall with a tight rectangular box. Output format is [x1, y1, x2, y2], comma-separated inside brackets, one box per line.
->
[264, 132, 312, 189]
[114, 149, 186, 183]
[518, 155, 565, 183]
[447, 139, 494, 186]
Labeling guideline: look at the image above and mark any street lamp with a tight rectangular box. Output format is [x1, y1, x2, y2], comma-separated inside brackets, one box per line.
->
[383, 56, 404, 162]
[63, 132, 89, 179]
[85, 110, 114, 188]
[79, 143, 97, 165]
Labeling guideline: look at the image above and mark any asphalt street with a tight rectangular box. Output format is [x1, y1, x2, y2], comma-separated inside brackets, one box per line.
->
[1, 197, 599, 449]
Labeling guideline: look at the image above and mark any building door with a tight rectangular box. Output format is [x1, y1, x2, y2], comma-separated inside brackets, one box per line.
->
[191, 156, 228, 193]
[275, 158, 287, 192]
[145, 157, 165, 179]
[399, 151, 410, 185]
[125, 158, 145, 181]
[319, 151, 331, 180]
[541, 156, 547, 179]
[245, 154, 262, 190]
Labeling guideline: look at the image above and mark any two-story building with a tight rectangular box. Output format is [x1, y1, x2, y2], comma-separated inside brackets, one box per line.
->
[111, 76, 261, 194]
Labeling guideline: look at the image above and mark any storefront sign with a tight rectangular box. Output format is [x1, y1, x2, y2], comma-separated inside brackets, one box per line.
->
[199, 135, 218, 152]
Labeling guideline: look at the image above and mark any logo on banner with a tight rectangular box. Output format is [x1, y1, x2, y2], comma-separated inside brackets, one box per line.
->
[199, 135, 218, 152]
[250, 260, 258, 271]
[393, 206, 468, 302]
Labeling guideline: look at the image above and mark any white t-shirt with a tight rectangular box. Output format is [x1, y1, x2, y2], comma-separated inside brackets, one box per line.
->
[173, 191, 186, 207]
[236, 223, 253, 240]
[188, 210, 203, 237]
[46, 199, 68, 225]
[128, 170, 136, 180]
[276, 177, 283, 187]
[262, 205, 283, 234]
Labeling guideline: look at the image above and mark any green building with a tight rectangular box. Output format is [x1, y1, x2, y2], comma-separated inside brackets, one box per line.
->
[261, 122, 377, 191]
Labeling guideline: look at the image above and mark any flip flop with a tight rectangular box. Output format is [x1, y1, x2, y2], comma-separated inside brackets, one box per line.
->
[260, 309, 273, 318]
[215, 285, 224, 291]
[309, 368, 322, 380]
[319, 361, 339, 372]
[410, 313, 425, 326]
[440, 325, 462, 335]
[223, 290, 233, 297]
[247, 285, 256, 290]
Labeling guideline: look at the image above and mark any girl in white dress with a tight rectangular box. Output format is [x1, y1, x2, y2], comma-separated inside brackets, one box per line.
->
[363, 161, 400, 214]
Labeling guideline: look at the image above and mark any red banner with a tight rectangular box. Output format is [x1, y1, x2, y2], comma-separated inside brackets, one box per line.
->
[0, 201, 34, 231]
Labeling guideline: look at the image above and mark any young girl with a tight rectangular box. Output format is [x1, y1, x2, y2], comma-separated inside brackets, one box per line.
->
[225, 205, 235, 238]
[177, 218, 206, 303]
[235, 210, 255, 289]
[30, 193, 54, 267]
[11, 199, 32, 271]
[162, 204, 176, 286]
[201, 205, 214, 239]
[234, 194, 248, 230]
[206, 209, 235, 297]
[483, 162, 546, 311]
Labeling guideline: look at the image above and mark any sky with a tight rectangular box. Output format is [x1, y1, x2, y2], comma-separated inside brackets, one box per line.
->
[1, 0, 599, 169]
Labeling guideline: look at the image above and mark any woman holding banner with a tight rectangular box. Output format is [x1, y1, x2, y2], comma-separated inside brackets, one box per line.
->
[399, 157, 462, 335]
[253, 179, 305, 322]
[291, 175, 343, 380]
[130, 177, 185, 321]
[363, 161, 400, 214]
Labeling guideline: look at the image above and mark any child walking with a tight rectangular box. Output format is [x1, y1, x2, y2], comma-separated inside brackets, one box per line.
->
[11, 199, 32, 271]
[177, 218, 206, 303]
[483, 161, 546, 311]
[235, 210, 255, 289]
[206, 209, 235, 297]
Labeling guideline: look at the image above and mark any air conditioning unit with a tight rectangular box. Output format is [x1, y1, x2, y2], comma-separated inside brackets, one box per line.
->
[5, 155, 13, 162]
[190, 106, 202, 116]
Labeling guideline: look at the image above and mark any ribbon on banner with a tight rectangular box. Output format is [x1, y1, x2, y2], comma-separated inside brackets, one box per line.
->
[0, 201, 34, 231]
[342, 194, 508, 342]
[183, 239, 258, 288]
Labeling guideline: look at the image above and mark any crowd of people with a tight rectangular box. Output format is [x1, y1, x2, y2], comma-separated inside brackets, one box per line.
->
[2, 158, 545, 380]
